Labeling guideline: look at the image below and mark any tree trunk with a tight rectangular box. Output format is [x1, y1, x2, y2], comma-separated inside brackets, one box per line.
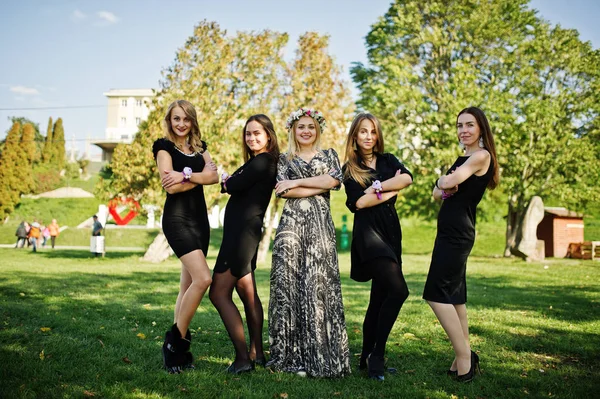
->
[257, 197, 281, 263]
[142, 231, 173, 263]
[504, 207, 518, 257]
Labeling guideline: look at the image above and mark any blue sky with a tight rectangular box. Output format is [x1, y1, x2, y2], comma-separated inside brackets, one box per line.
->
[1, 0, 598, 158]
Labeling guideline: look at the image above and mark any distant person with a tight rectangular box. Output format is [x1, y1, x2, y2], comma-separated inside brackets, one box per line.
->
[91, 215, 104, 257]
[209, 114, 279, 374]
[423, 107, 499, 382]
[342, 113, 413, 381]
[41, 223, 50, 248]
[15, 221, 28, 248]
[48, 219, 60, 249]
[152, 99, 218, 373]
[92, 215, 103, 236]
[28, 220, 41, 253]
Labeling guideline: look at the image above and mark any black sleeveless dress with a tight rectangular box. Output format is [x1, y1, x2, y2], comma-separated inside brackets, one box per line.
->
[423, 155, 493, 304]
[213, 152, 277, 278]
[152, 138, 210, 258]
[343, 153, 413, 282]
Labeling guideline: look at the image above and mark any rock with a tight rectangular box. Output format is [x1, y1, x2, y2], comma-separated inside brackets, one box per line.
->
[142, 232, 173, 263]
[513, 196, 545, 261]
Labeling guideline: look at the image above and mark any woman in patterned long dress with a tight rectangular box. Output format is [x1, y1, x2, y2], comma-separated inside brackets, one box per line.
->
[423, 107, 499, 382]
[153, 100, 219, 373]
[267, 108, 351, 378]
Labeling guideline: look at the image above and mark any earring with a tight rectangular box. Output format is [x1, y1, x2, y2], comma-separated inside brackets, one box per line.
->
[458, 140, 465, 151]
[479, 137, 484, 148]
[352, 140, 357, 151]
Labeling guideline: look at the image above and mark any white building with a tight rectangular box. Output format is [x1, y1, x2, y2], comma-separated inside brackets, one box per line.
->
[92, 88, 155, 162]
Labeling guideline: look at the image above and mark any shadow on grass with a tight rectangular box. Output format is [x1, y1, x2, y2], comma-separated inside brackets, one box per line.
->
[33, 249, 145, 260]
[1, 259, 599, 398]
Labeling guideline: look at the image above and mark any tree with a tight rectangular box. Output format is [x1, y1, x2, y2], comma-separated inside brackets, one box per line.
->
[351, 0, 600, 256]
[52, 118, 65, 170]
[20, 123, 37, 194]
[0, 122, 22, 220]
[42, 117, 54, 163]
[96, 21, 355, 259]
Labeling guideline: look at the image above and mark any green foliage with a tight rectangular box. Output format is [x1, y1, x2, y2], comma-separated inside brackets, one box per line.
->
[52, 118, 66, 171]
[352, 0, 600, 251]
[0, 122, 23, 219]
[42, 116, 54, 163]
[31, 163, 63, 194]
[96, 21, 354, 213]
[1, 249, 598, 398]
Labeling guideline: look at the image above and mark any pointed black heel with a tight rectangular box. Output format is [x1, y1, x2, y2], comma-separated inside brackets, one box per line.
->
[226, 361, 255, 374]
[367, 353, 385, 381]
[454, 351, 478, 383]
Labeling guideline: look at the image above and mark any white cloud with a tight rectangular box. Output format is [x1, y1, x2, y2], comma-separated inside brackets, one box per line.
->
[97, 11, 118, 24]
[72, 9, 87, 21]
[10, 86, 40, 95]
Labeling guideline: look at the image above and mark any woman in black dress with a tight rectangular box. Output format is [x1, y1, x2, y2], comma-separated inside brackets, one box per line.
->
[209, 114, 279, 374]
[153, 100, 219, 373]
[423, 107, 499, 382]
[342, 113, 413, 381]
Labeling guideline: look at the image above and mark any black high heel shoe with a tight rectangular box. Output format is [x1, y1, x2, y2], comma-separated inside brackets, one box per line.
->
[455, 351, 478, 383]
[253, 356, 267, 367]
[367, 353, 385, 381]
[227, 361, 255, 374]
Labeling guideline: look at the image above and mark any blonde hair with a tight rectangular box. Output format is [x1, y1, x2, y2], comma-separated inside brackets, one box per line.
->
[163, 100, 205, 153]
[286, 116, 322, 160]
[343, 113, 385, 188]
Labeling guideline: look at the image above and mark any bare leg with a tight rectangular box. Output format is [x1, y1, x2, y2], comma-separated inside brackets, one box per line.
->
[174, 267, 192, 323]
[175, 249, 212, 336]
[209, 269, 250, 366]
[236, 272, 264, 361]
[427, 301, 471, 375]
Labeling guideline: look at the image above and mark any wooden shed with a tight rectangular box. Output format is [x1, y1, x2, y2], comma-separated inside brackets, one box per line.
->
[536, 207, 584, 258]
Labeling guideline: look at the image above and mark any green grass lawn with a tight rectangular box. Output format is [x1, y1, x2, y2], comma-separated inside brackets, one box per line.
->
[1, 247, 598, 399]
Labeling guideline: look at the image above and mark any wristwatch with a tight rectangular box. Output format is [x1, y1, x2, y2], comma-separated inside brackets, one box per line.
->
[182, 167, 193, 183]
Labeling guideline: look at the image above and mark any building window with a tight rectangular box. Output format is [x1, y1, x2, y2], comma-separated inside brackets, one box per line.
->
[121, 99, 127, 107]
[121, 134, 129, 140]
[136, 99, 143, 107]
[135, 117, 141, 126]
[120, 117, 126, 126]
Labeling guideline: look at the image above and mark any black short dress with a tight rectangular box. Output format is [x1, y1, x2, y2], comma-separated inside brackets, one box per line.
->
[423, 155, 493, 304]
[343, 153, 413, 282]
[213, 152, 277, 278]
[152, 138, 210, 258]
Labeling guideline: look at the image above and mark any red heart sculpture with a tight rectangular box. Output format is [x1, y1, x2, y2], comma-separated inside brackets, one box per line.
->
[108, 197, 140, 226]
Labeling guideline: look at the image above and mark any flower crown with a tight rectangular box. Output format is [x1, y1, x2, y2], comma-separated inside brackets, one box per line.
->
[285, 108, 326, 132]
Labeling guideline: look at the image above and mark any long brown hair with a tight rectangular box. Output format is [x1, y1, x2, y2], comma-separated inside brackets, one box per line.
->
[163, 100, 204, 153]
[242, 114, 280, 162]
[457, 107, 499, 189]
[343, 113, 385, 188]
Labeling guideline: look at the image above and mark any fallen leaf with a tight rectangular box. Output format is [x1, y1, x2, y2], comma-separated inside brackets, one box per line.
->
[83, 390, 95, 397]
[98, 339, 105, 348]
[279, 394, 288, 399]
[19, 293, 25, 296]
[403, 332, 416, 339]
[122, 357, 132, 364]
[39, 350, 45, 360]
[40, 327, 51, 332]
[137, 333, 146, 339]
[143, 304, 151, 309]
